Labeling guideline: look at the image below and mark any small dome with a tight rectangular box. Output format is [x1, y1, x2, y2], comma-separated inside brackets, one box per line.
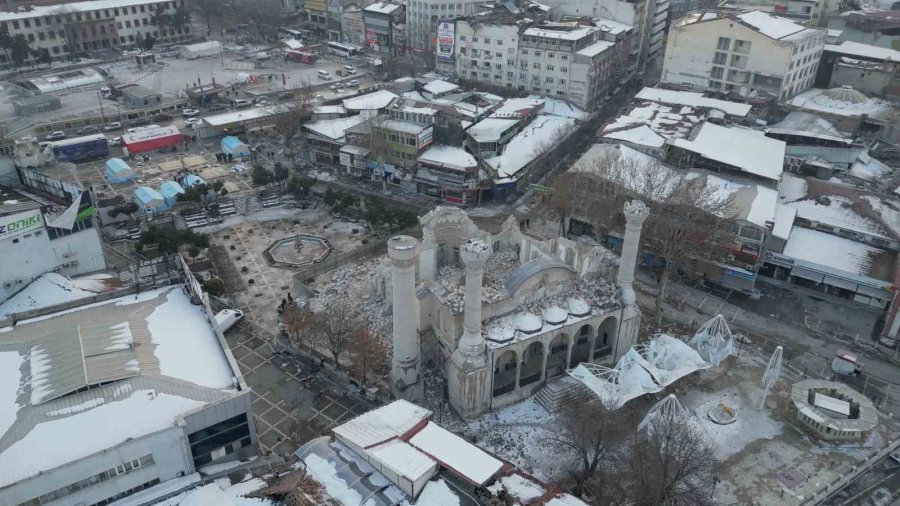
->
[817, 86, 869, 105]
[514, 312, 543, 333]
[542, 305, 568, 325]
[484, 318, 515, 343]
[567, 297, 591, 317]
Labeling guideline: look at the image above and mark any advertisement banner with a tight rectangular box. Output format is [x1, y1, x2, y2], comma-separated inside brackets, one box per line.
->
[417, 126, 434, 149]
[43, 192, 82, 230]
[436, 20, 455, 62]
[0, 209, 43, 241]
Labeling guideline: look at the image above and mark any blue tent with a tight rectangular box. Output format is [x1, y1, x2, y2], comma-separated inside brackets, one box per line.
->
[133, 186, 166, 213]
[159, 180, 185, 207]
[104, 158, 136, 183]
[183, 174, 206, 188]
[221, 136, 250, 158]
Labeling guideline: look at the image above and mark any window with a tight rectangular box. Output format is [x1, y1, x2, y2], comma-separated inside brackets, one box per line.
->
[484, 37, 491, 43]
[497, 39, 503, 45]
[545, 76, 553, 83]
[533, 62, 539, 69]
[534, 50, 542, 56]
[559, 79, 566, 85]
[38, 32, 45, 41]
[495, 63, 501, 69]
[460, 35, 466, 41]
[548, 52, 554, 58]
[507, 59, 514, 65]
[713, 52, 727, 64]
[472, 36, 478, 42]
[547, 64, 554, 70]
[561, 54, 567, 60]
[717, 37, 730, 50]
[507, 71, 514, 77]
[126, 20, 132, 28]
[23, 19, 30, 28]
[34, 18, 41, 27]
[521, 49, 528, 54]
[140, 4, 146, 12]
[561, 66, 567, 72]
[733, 39, 751, 53]
[711, 66, 724, 78]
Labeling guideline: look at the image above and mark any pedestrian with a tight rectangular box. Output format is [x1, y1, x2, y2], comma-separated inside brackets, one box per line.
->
[287, 292, 293, 304]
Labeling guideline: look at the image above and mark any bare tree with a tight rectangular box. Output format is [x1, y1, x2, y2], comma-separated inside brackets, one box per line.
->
[348, 328, 387, 386]
[544, 400, 630, 496]
[192, 0, 224, 35]
[234, 0, 282, 42]
[315, 305, 354, 369]
[623, 414, 715, 505]
[552, 151, 734, 319]
[272, 100, 312, 162]
[282, 303, 314, 350]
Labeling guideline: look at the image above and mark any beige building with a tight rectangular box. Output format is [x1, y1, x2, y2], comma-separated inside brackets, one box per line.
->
[661, 10, 826, 100]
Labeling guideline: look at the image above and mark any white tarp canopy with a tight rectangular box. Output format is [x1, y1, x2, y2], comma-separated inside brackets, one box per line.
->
[688, 314, 735, 366]
[639, 335, 712, 386]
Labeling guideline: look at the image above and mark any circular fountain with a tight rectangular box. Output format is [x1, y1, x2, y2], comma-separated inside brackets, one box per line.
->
[264, 235, 332, 269]
[707, 402, 738, 425]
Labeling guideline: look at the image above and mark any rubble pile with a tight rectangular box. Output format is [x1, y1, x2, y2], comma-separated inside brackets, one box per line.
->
[308, 257, 393, 343]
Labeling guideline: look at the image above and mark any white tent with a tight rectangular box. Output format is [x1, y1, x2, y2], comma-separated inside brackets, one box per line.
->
[689, 314, 735, 366]
[638, 335, 711, 387]
[568, 349, 663, 409]
[179, 41, 223, 59]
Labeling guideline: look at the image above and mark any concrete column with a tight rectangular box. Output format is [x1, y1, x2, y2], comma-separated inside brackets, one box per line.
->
[515, 359, 521, 389]
[458, 238, 490, 357]
[388, 235, 423, 401]
[616, 200, 650, 308]
[565, 336, 574, 370]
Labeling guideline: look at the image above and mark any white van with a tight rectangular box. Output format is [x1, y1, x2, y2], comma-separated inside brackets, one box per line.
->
[343, 65, 356, 75]
[317, 70, 332, 80]
[214, 309, 244, 333]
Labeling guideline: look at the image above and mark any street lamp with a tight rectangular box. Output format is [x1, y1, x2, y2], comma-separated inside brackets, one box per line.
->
[710, 476, 720, 499]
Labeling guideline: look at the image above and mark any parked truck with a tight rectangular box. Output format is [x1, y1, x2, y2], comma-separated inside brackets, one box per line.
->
[50, 133, 109, 163]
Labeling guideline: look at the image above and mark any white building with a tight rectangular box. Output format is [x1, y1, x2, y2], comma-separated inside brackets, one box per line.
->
[0, 281, 257, 506]
[661, 10, 826, 100]
[453, 16, 634, 110]
[405, 0, 486, 53]
[0, 0, 192, 69]
[0, 186, 106, 304]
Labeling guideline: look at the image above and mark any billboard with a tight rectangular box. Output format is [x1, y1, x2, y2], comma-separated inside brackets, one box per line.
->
[417, 126, 434, 149]
[436, 20, 455, 62]
[0, 209, 43, 241]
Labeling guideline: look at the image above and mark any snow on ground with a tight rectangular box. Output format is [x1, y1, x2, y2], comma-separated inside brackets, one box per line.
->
[465, 398, 570, 481]
[0, 390, 206, 488]
[146, 288, 235, 389]
[310, 169, 336, 182]
[487, 473, 546, 501]
[0, 351, 22, 437]
[0, 272, 116, 318]
[679, 385, 783, 461]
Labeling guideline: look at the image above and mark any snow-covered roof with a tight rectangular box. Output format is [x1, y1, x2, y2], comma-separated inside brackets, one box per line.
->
[772, 203, 797, 240]
[539, 97, 587, 120]
[671, 122, 785, 181]
[786, 195, 891, 239]
[304, 116, 367, 140]
[313, 105, 348, 115]
[364, 1, 402, 14]
[602, 124, 666, 148]
[692, 173, 778, 228]
[377, 119, 428, 134]
[736, 10, 810, 39]
[368, 440, 437, 482]
[203, 107, 278, 127]
[0, 287, 239, 488]
[825, 41, 900, 63]
[0, 0, 165, 21]
[490, 97, 545, 119]
[0, 273, 118, 319]
[487, 115, 577, 181]
[418, 146, 477, 171]
[788, 88, 895, 118]
[783, 226, 886, 279]
[635, 87, 752, 117]
[407, 421, 504, 485]
[487, 473, 546, 502]
[768, 111, 850, 144]
[281, 38, 304, 50]
[332, 400, 431, 450]
[595, 17, 632, 35]
[339, 144, 370, 156]
[468, 118, 519, 142]
[602, 101, 704, 143]
[577, 40, 614, 57]
[778, 173, 808, 203]
[343, 90, 399, 110]
[523, 24, 597, 41]
[423, 79, 460, 95]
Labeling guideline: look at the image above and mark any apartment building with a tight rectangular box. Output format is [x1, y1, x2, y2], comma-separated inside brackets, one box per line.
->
[453, 15, 634, 110]
[405, 0, 485, 53]
[0, 0, 191, 68]
[363, 1, 406, 55]
[661, 10, 826, 100]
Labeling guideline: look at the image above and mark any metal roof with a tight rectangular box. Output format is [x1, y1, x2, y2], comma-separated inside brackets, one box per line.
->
[504, 258, 576, 294]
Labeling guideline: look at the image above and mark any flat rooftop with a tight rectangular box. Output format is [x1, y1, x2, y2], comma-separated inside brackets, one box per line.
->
[0, 286, 240, 488]
[0, 185, 41, 218]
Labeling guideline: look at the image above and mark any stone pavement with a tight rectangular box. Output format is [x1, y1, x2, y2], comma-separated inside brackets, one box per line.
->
[223, 323, 378, 458]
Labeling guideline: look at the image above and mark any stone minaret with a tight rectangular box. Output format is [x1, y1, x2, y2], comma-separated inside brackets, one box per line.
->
[388, 235, 423, 401]
[448, 238, 492, 418]
[615, 200, 649, 359]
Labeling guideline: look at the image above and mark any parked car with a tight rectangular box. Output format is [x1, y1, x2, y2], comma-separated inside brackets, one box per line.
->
[343, 65, 356, 74]
[214, 309, 244, 332]
[233, 99, 252, 108]
[78, 125, 100, 135]
[44, 131, 66, 141]
[206, 103, 228, 112]
[313, 94, 325, 104]
[347, 79, 359, 88]
[182, 108, 200, 117]
[254, 97, 271, 106]
[329, 82, 343, 91]
[153, 113, 173, 122]
[107, 137, 122, 147]
[130, 117, 151, 127]
[184, 117, 203, 127]
[103, 122, 122, 132]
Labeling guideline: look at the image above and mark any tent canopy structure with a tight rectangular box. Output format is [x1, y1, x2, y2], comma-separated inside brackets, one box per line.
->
[183, 174, 206, 188]
[689, 314, 735, 366]
[133, 186, 165, 212]
[104, 158, 136, 183]
[159, 180, 185, 207]
[220, 136, 251, 158]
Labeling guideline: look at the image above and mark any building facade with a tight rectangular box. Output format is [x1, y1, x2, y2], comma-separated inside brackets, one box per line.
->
[363, 1, 406, 54]
[0, 0, 192, 68]
[405, 0, 484, 53]
[661, 10, 826, 100]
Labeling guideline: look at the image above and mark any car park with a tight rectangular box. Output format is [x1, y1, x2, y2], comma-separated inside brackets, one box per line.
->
[347, 79, 360, 87]
[78, 125, 100, 135]
[182, 108, 200, 117]
[45, 131, 66, 141]
[103, 122, 122, 132]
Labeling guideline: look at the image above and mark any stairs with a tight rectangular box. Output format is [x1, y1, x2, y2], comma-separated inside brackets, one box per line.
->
[181, 208, 209, 229]
[534, 376, 592, 413]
